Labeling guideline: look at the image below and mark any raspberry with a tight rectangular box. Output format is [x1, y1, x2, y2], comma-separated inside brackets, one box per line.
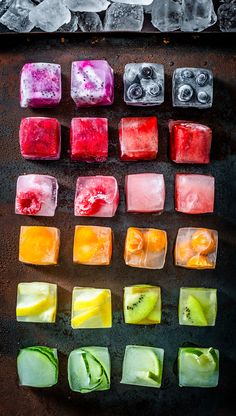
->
[16, 191, 42, 215]
[75, 186, 107, 216]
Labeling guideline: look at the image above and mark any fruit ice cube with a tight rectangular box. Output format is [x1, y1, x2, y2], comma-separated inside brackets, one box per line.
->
[175, 227, 218, 270]
[169, 120, 212, 164]
[20, 63, 61, 108]
[19, 117, 61, 160]
[125, 173, 165, 213]
[124, 63, 164, 106]
[124, 285, 161, 325]
[16, 282, 57, 323]
[175, 174, 215, 214]
[172, 68, 213, 108]
[19, 226, 60, 266]
[74, 176, 119, 217]
[179, 288, 217, 327]
[70, 118, 108, 162]
[178, 347, 219, 388]
[121, 345, 164, 388]
[71, 287, 112, 329]
[15, 174, 58, 217]
[73, 226, 112, 266]
[124, 227, 167, 269]
[71, 60, 114, 107]
[119, 116, 158, 161]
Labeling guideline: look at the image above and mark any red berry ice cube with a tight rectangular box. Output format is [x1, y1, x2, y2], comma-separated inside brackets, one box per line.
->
[125, 173, 165, 213]
[119, 116, 158, 161]
[175, 174, 215, 214]
[74, 176, 119, 217]
[70, 118, 108, 162]
[19, 117, 61, 160]
[169, 120, 212, 164]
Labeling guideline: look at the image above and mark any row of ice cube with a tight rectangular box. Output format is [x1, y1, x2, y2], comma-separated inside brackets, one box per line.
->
[18, 225, 218, 270]
[15, 173, 215, 217]
[19, 117, 213, 162]
[16, 282, 218, 327]
[20, 62, 214, 108]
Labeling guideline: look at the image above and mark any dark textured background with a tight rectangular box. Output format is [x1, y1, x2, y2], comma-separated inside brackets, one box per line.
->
[0, 34, 236, 416]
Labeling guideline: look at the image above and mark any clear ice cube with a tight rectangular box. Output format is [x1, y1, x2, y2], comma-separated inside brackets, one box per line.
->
[217, 1, 236, 32]
[181, 0, 217, 32]
[151, 0, 182, 31]
[77, 12, 103, 32]
[104, 3, 144, 31]
[0, 0, 35, 32]
[58, 13, 78, 32]
[29, 0, 71, 32]
[112, 0, 153, 4]
[64, 0, 110, 12]
[0, 0, 13, 18]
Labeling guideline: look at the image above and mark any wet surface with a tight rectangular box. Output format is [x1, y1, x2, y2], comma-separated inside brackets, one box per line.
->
[0, 34, 236, 416]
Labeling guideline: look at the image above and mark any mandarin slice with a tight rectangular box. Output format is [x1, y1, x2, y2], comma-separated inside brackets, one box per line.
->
[126, 228, 144, 254]
[191, 229, 216, 255]
[144, 229, 166, 252]
[187, 255, 214, 269]
[175, 240, 195, 264]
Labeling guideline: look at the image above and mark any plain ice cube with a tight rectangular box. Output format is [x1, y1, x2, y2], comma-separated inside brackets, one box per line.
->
[112, 0, 153, 4]
[29, 0, 71, 32]
[58, 13, 78, 32]
[151, 0, 182, 31]
[172, 67, 213, 108]
[64, 0, 110, 12]
[0, 0, 14, 17]
[15, 174, 58, 217]
[181, 0, 217, 32]
[217, 1, 236, 32]
[77, 12, 103, 32]
[104, 3, 144, 31]
[0, 0, 35, 32]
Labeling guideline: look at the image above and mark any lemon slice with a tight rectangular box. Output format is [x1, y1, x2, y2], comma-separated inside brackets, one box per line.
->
[16, 295, 50, 317]
[71, 306, 100, 328]
[73, 289, 108, 311]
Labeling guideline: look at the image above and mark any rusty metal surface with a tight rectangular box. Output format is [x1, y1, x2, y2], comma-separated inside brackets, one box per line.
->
[0, 34, 236, 416]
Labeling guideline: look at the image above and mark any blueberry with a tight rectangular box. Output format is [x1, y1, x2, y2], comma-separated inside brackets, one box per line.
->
[181, 69, 194, 80]
[127, 83, 143, 100]
[177, 84, 193, 102]
[148, 83, 161, 97]
[141, 66, 153, 79]
[196, 72, 209, 86]
[197, 91, 209, 104]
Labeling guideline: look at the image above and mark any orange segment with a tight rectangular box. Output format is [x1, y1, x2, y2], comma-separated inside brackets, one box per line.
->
[19, 226, 59, 265]
[125, 228, 144, 254]
[144, 229, 167, 252]
[175, 240, 195, 264]
[191, 229, 216, 255]
[73, 226, 98, 263]
[187, 255, 214, 269]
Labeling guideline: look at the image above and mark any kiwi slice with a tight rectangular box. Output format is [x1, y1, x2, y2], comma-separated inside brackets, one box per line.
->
[184, 295, 208, 326]
[124, 291, 158, 324]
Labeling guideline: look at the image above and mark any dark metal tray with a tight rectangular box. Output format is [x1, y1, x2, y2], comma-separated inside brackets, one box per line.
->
[0, 33, 236, 416]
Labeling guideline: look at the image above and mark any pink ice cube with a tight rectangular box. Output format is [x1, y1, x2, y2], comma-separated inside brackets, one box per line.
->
[175, 174, 215, 214]
[20, 63, 61, 108]
[71, 60, 114, 107]
[74, 176, 119, 217]
[15, 174, 58, 217]
[125, 173, 165, 213]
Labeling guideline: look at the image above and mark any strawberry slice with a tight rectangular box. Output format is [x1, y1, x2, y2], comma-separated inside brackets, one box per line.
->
[16, 191, 42, 215]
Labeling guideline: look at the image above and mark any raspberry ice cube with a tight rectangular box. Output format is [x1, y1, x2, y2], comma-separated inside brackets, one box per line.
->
[19, 117, 61, 160]
[125, 173, 165, 213]
[169, 121, 212, 164]
[70, 118, 108, 162]
[15, 174, 58, 217]
[20, 63, 61, 108]
[74, 176, 119, 217]
[119, 116, 158, 161]
[71, 60, 114, 107]
[175, 174, 215, 214]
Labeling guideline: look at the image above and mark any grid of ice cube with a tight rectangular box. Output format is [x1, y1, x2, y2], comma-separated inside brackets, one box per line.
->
[104, 3, 144, 31]
[124, 63, 164, 106]
[172, 67, 213, 108]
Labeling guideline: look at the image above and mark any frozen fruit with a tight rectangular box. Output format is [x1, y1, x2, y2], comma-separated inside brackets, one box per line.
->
[20, 63, 61, 108]
[124, 285, 161, 325]
[71, 60, 114, 107]
[70, 118, 108, 162]
[19, 226, 60, 266]
[175, 228, 218, 270]
[15, 174, 58, 217]
[125, 227, 167, 269]
[73, 226, 112, 266]
[71, 287, 112, 329]
[19, 117, 61, 160]
[125, 173, 165, 213]
[179, 287, 217, 327]
[119, 116, 158, 161]
[175, 174, 215, 214]
[74, 176, 119, 217]
[169, 120, 212, 164]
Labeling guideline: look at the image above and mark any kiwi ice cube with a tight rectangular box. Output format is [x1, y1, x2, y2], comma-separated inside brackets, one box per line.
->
[179, 288, 217, 326]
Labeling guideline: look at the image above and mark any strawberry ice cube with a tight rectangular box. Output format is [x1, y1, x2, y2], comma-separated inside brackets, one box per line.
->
[175, 174, 215, 214]
[125, 173, 165, 213]
[71, 60, 114, 107]
[15, 174, 58, 217]
[70, 118, 108, 162]
[20, 63, 61, 108]
[19, 117, 61, 160]
[119, 116, 158, 161]
[169, 120, 212, 164]
[74, 176, 119, 217]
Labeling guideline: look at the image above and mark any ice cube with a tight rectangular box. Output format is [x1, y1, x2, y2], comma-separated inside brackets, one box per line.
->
[29, 0, 71, 32]
[73, 226, 112, 266]
[124, 63, 164, 106]
[74, 176, 119, 217]
[0, 0, 35, 32]
[64, 0, 110, 12]
[58, 13, 78, 32]
[0, 0, 14, 18]
[172, 67, 213, 108]
[217, 1, 236, 32]
[71, 60, 114, 107]
[112, 0, 153, 4]
[77, 12, 103, 32]
[151, 0, 182, 31]
[175, 174, 215, 214]
[181, 0, 217, 32]
[104, 3, 144, 31]
[15, 174, 58, 217]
